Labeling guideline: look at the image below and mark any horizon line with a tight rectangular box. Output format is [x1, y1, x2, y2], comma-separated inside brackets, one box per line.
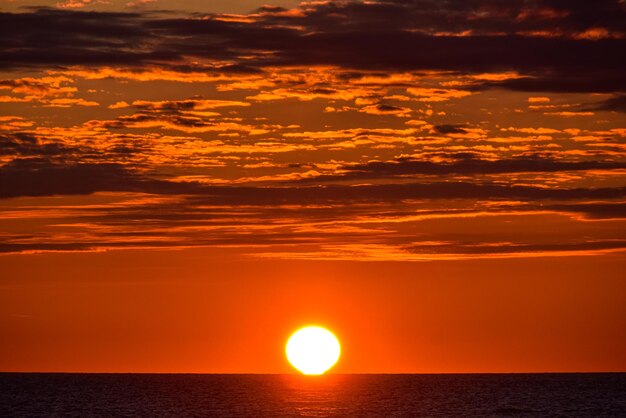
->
[2, 371, 625, 375]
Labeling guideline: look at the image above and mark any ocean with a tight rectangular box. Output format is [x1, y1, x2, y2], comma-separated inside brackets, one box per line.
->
[1, 373, 624, 417]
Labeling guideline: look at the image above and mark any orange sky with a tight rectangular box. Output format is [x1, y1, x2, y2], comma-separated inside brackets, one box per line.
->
[2, 249, 625, 373]
[1, 0, 625, 373]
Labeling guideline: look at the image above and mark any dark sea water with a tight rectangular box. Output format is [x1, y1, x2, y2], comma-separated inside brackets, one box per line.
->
[1, 373, 624, 417]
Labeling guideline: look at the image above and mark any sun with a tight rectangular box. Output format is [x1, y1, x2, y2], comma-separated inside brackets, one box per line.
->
[286, 326, 341, 375]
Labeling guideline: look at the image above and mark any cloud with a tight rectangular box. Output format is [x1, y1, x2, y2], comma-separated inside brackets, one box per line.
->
[0, 4, 624, 93]
[88, 97, 278, 135]
[501, 127, 561, 134]
[2, 155, 625, 258]
[0, 158, 182, 198]
[111, 98, 251, 111]
[3, 156, 625, 201]
[407, 87, 473, 102]
[0, 75, 98, 106]
[0, 76, 75, 98]
[477, 72, 626, 93]
[1, 1, 625, 260]
[432, 124, 468, 135]
[359, 104, 412, 117]
[544, 111, 595, 117]
[546, 202, 626, 220]
[1, 185, 624, 258]
[316, 157, 626, 181]
[0, 133, 68, 157]
[581, 95, 626, 113]
[56, 0, 108, 9]
[43, 98, 99, 107]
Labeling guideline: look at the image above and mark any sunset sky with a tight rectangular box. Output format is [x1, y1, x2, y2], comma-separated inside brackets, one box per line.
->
[1, 0, 625, 373]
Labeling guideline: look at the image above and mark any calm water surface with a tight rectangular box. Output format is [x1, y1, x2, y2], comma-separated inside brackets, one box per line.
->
[1, 373, 624, 417]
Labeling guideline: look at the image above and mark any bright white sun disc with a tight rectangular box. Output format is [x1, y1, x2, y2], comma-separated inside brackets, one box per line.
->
[286, 326, 341, 375]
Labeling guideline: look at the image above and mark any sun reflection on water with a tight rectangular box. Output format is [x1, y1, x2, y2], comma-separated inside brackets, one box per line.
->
[280, 374, 347, 416]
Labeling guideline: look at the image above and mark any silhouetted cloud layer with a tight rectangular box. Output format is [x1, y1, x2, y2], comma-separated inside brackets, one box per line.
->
[331, 158, 626, 179]
[3, 158, 625, 202]
[1, 2, 624, 92]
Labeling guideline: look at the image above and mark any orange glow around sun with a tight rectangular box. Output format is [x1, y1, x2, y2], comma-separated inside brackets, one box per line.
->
[286, 326, 341, 375]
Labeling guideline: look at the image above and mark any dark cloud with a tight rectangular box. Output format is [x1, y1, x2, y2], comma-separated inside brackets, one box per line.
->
[433, 124, 468, 135]
[0, 9, 173, 69]
[0, 133, 67, 157]
[476, 72, 626, 93]
[581, 95, 626, 112]
[405, 240, 626, 255]
[374, 104, 406, 112]
[0, 158, 193, 198]
[546, 202, 626, 219]
[258, 0, 626, 35]
[312, 158, 626, 180]
[101, 113, 206, 129]
[191, 183, 626, 206]
[2, 158, 625, 202]
[0, 3, 624, 92]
